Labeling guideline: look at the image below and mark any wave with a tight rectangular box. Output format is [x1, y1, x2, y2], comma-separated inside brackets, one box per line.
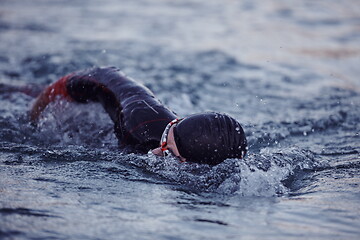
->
[127, 147, 325, 196]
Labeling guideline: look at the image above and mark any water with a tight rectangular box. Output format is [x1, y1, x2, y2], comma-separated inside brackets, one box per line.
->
[1, 0, 359, 239]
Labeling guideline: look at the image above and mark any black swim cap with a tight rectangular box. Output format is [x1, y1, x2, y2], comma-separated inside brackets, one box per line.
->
[173, 112, 247, 165]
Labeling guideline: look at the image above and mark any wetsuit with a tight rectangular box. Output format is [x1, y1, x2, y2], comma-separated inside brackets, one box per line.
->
[31, 66, 177, 152]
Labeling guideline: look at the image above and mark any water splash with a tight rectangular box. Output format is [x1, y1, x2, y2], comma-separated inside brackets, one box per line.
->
[125, 146, 324, 196]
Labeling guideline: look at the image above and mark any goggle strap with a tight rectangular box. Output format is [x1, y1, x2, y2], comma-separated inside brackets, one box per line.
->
[160, 118, 183, 153]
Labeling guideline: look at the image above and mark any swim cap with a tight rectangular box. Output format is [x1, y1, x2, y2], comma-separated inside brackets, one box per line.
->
[173, 112, 247, 165]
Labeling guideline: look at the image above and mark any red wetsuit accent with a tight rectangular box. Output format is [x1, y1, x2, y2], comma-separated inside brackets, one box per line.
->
[31, 67, 177, 153]
[30, 75, 73, 122]
[45, 75, 72, 101]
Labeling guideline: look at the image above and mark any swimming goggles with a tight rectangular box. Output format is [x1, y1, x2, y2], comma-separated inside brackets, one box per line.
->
[160, 118, 183, 156]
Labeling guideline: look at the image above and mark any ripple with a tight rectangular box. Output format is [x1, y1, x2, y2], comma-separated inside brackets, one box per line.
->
[0, 207, 58, 218]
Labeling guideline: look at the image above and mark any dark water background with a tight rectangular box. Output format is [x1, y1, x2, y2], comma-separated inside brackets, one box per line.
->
[1, 0, 359, 239]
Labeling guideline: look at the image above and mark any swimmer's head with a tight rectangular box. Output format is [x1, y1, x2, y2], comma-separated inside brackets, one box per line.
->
[173, 112, 247, 165]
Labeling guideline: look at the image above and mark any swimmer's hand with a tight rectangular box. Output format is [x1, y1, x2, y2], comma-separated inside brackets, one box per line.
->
[29, 76, 70, 124]
[29, 91, 49, 124]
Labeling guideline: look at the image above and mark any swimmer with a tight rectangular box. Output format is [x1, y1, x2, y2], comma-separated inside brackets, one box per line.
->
[28, 66, 247, 165]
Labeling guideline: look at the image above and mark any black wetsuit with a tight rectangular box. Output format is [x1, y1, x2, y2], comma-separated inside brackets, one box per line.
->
[50, 66, 177, 152]
[29, 66, 247, 164]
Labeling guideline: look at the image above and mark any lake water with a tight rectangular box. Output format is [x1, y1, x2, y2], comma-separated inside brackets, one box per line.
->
[1, 0, 359, 239]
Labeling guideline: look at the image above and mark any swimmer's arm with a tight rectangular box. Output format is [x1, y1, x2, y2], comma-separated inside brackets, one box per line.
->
[29, 75, 72, 123]
[30, 68, 121, 124]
